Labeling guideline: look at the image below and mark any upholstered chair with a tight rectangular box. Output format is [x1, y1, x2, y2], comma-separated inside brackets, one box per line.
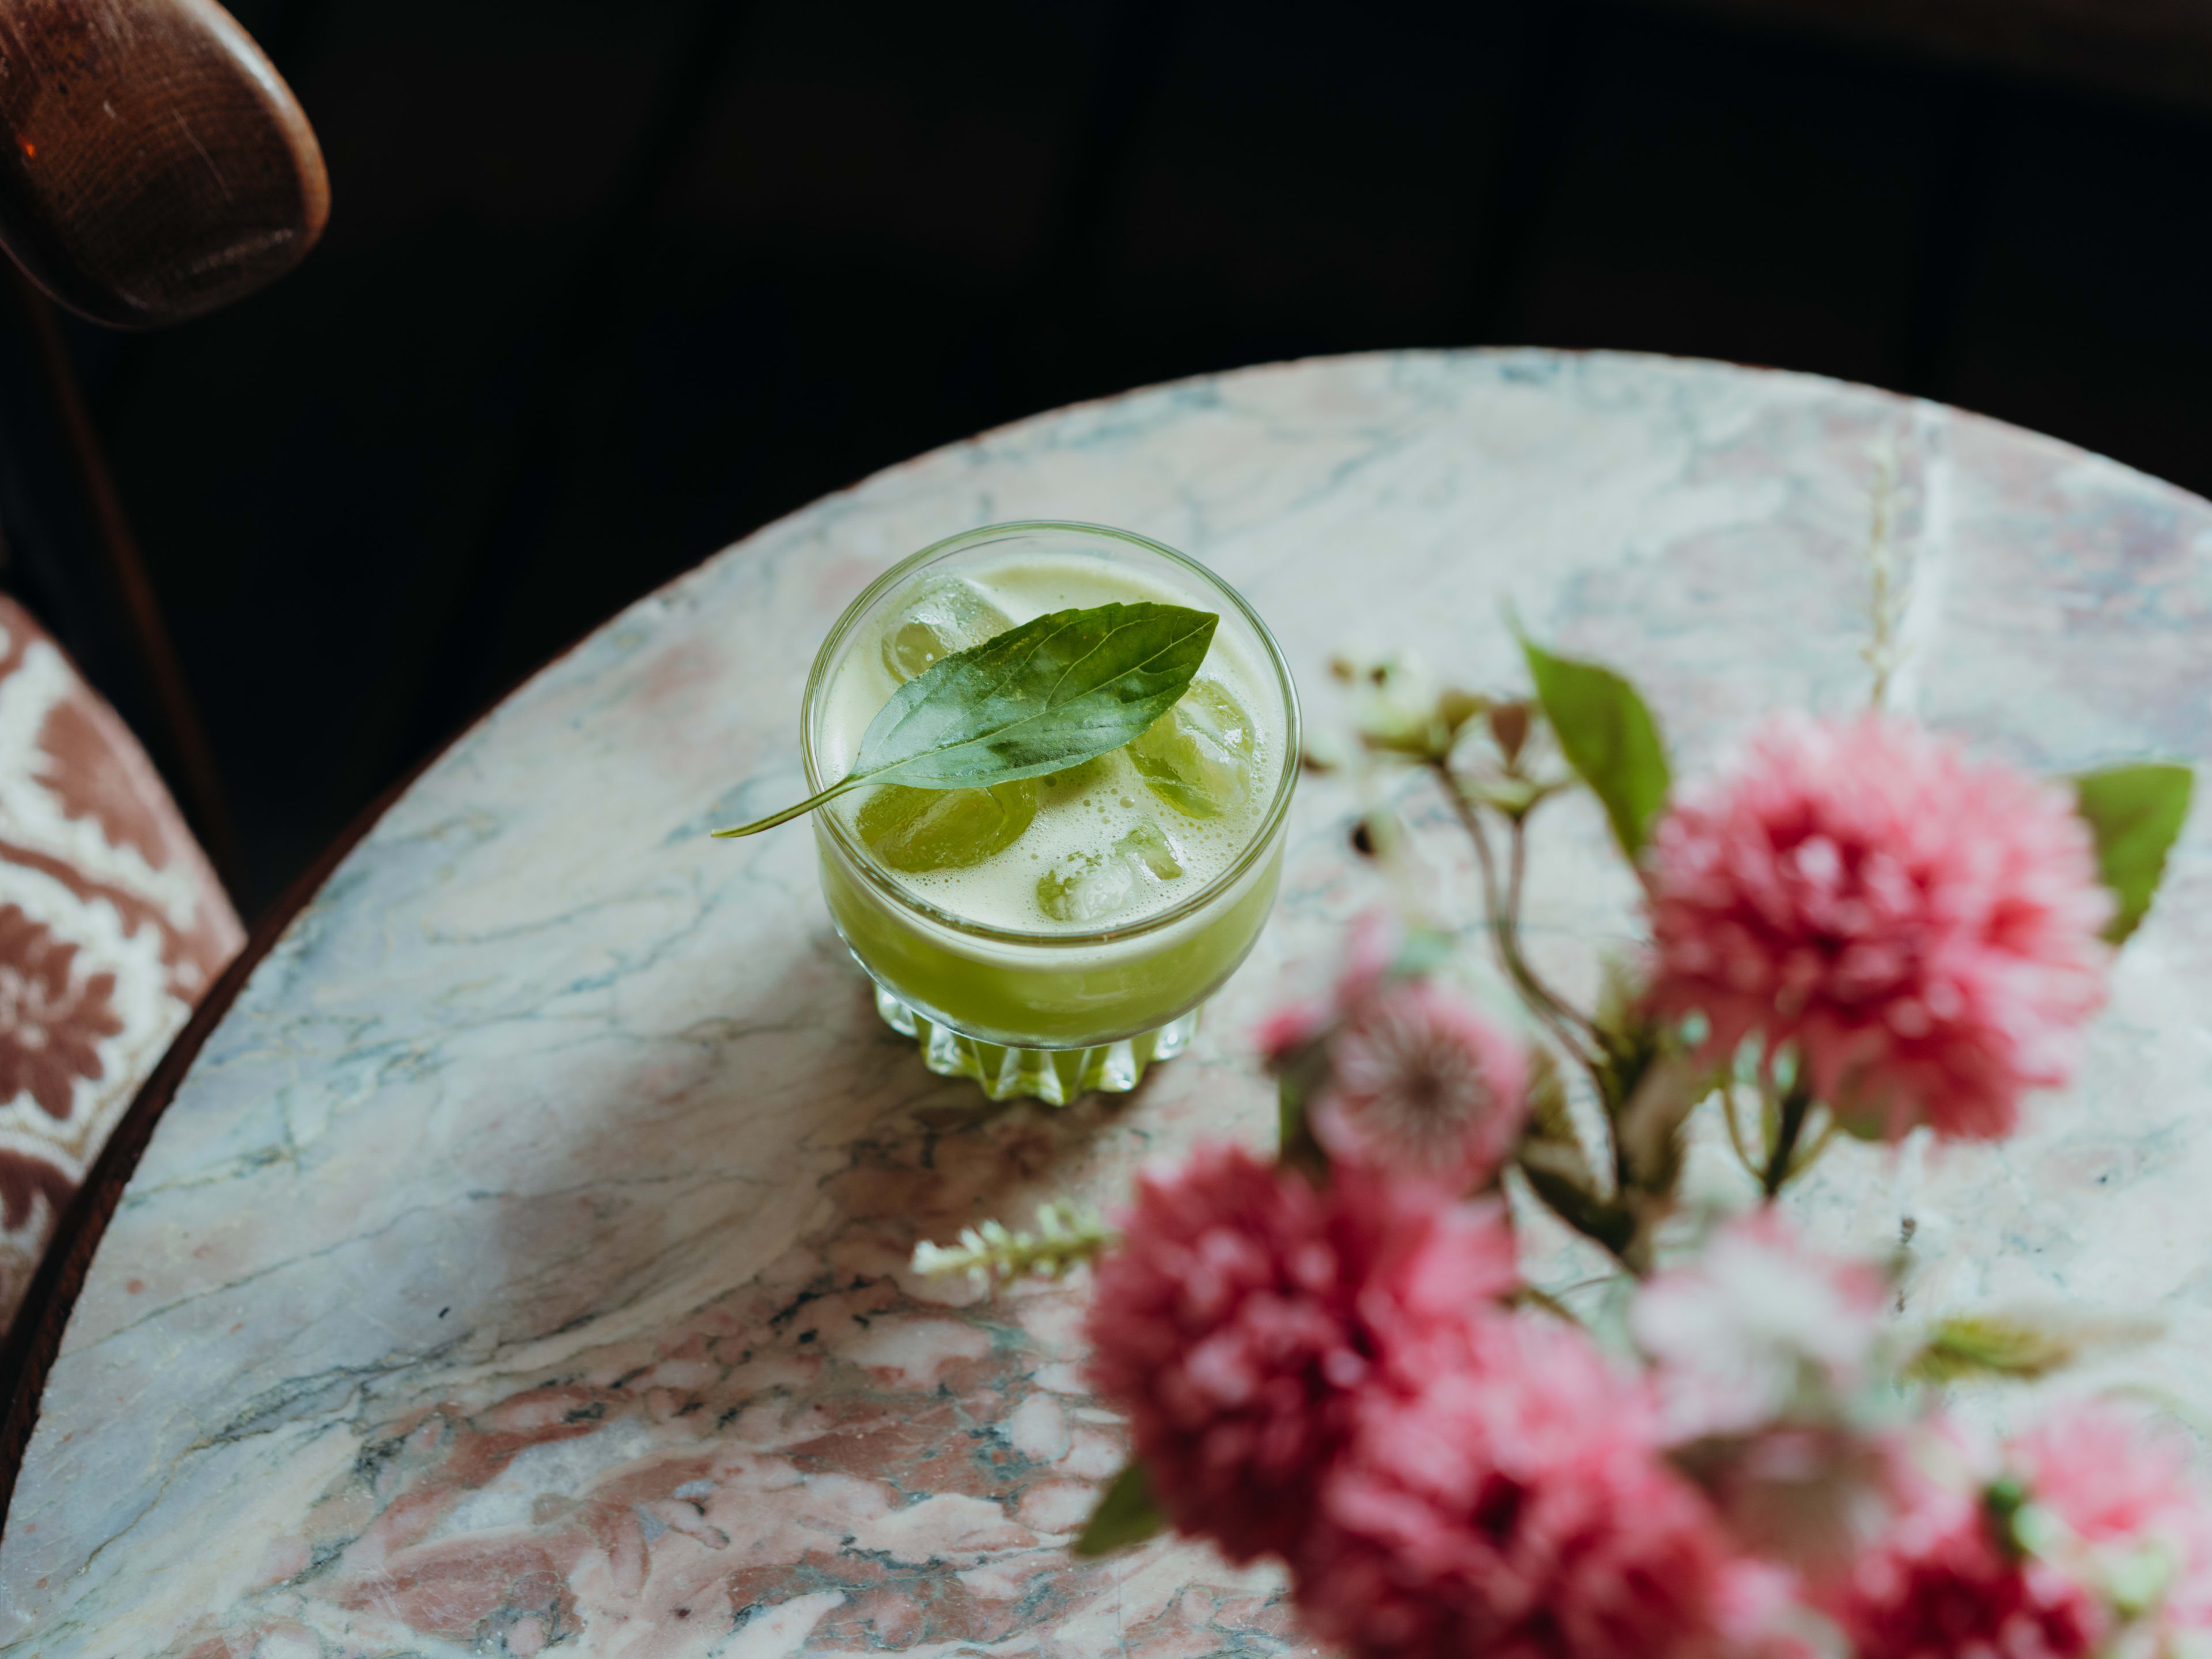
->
[0, 0, 325, 1333]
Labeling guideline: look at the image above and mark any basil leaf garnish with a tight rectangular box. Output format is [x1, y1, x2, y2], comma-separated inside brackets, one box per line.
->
[714, 601, 1219, 838]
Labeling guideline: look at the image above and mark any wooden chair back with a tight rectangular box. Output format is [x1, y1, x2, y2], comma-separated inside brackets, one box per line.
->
[0, 0, 327, 328]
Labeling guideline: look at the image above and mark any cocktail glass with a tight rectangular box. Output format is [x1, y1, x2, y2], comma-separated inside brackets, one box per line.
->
[802, 521, 1301, 1103]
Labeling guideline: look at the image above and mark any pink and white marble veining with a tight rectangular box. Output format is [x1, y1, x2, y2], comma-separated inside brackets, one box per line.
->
[4, 351, 2211, 1656]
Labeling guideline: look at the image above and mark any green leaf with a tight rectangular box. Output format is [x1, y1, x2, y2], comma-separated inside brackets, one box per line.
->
[1908, 1316, 2067, 1383]
[1073, 1462, 1165, 1556]
[1906, 1310, 2158, 1384]
[1274, 1069, 1332, 1181]
[2073, 763, 2193, 944]
[1592, 955, 1646, 1052]
[715, 603, 1219, 837]
[1518, 1047, 1586, 1166]
[1506, 1282, 1584, 1325]
[1515, 1158, 1638, 1260]
[1278, 1076, 1309, 1157]
[1520, 638, 1670, 859]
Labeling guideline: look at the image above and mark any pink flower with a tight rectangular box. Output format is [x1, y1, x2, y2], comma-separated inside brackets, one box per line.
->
[1294, 1310, 1744, 1659]
[1825, 1438, 2100, 1659]
[1311, 980, 1529, 1191]
[1647, 715, 2111, 1141]
[1828, 1404, 2212, 1659]
[1084, 1144, 1515, 1563]
[1633, 1212, 1888, 1440]
[1257, 908, 1408, 1063]
[2009, 1402, 2212, 1638]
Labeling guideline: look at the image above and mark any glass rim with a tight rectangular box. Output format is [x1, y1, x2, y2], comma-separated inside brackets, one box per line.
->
[801, 520, 1302, 949]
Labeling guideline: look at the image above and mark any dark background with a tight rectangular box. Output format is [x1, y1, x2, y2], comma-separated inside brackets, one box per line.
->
[6, 0, 2211, 918]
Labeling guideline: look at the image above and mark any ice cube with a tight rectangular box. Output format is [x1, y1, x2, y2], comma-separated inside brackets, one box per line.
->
[1035, 821, 1184, 923]
[855, 780, 1037, 873]
[1119, 819, 1184, 880]
[1036, 852, 1137, 924]
[1128, 679, 1256, 819]
[879, 576, 1014, 684]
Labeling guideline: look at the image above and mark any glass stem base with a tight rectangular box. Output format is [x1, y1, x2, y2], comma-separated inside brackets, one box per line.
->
[868, 980, 1198, 1105]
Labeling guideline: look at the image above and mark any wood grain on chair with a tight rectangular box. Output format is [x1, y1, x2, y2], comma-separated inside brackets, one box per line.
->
[0, 0, 328, 328]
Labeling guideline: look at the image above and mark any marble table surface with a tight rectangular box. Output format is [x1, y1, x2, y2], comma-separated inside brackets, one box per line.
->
[5, 350, 2211, 1657]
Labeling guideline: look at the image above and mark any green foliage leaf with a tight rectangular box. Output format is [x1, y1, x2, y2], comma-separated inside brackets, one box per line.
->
[1516, 1046, 1601, 1202]
[1520, 638, 1671, 859]
[1073, 1463, 1165, 1556]
[2073, 764, 2194, 944]
[1521, 1046, 1576, 1147]
[1516, 1160, 1638, 1262]
[1909, 1317, 2064, 1382]
[715, 603, 1218, 836]
[1278, 1077, 1310, 1158]
[1275, 1074, 1331, 1181]
[1906, 1310, 2157, 1384]
[1592, 956, 1647, 1052]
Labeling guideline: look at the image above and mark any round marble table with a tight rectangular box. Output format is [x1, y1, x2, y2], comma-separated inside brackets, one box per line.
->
[5, 351, 2211, 1657]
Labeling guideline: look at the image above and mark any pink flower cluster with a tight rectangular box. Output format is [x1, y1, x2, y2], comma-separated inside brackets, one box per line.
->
[1647, 715, 2111, 1141]
[1063, 695, 2190, 1659]
[1090, 1156, 2212, 1659]
[1083, 1143, 1516, 1563]
[1262, 911, 1531, 1194]
[1299, 1312, 1754, 1659]
[1087, 1146, 1752, 1659]
[1827, 1404, 2212, 1659]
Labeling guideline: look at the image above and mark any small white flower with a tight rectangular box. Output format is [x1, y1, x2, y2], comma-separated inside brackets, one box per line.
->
[1633, 1211, 1887, 1439]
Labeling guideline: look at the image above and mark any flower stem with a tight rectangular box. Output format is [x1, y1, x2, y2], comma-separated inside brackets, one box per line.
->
[1786, 1112, 1843, 1182]
[911, 1201, 1118, 1289]
[1760, 1078, 1815, 1200]
[1509, 1283, 1585, 1325]
[1434, 763, 1597, 1062]
[1719, 1081, 1759, 1178]
[1507, 809, 1530, 922]
[1863, 435, 1902, 711]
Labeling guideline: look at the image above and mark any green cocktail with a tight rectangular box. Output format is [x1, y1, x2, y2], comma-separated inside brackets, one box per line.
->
[802, 522, 1301, 1101]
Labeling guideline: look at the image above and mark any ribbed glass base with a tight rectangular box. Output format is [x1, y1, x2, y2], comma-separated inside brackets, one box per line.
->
[870, 981, 1199, 1105]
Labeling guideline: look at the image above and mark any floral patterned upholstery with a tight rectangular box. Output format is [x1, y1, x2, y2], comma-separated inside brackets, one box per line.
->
[0, 594, 241, 1331]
